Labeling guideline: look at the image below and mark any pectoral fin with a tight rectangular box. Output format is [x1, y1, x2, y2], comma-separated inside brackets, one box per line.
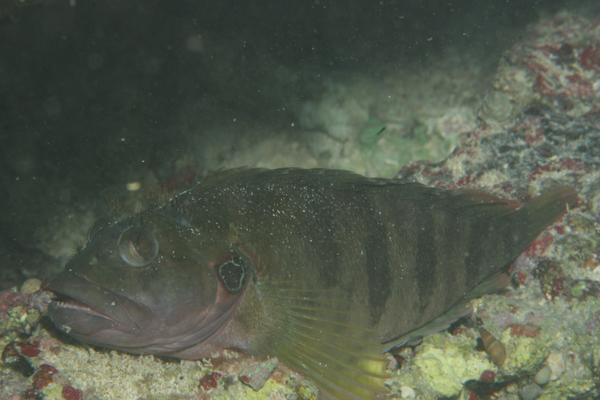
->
[258, 284, 389, 399]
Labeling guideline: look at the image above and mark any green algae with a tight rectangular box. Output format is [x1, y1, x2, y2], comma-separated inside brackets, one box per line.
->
[359, 121, 455, 177]
[500, 329, 549, 374]
[537, 349, 597, 400]
[207, 378, 295, 400]
[395, 333, 496, 398]
[1, 302, 41, 340]
[391, 287, 598, 399]
[40, 382, 64, 400]
[358, 118, 386, 146]
[295, 382, 319, 400]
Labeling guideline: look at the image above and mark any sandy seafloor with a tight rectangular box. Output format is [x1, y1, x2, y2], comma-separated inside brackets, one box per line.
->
[0, 2, 599, 400]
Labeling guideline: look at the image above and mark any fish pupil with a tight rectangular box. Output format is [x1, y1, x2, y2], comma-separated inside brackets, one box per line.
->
[117, 225, 159, 267]
[217, 257, 246, 293]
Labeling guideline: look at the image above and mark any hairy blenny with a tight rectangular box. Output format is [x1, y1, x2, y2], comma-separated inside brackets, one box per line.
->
[46, 168, 576, 399]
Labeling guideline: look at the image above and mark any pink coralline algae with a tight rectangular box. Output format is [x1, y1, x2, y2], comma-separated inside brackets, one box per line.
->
[579, 46, 600, 70]
[521, 16, 599, 101]
[32, 364, 59, 390]
[62, 385, 84, 400]
[199, 371, 222, 391]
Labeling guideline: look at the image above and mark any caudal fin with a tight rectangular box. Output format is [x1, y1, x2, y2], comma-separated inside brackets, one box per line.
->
[511, 186, 577, 251]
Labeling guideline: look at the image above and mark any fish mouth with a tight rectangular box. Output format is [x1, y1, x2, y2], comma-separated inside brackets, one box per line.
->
[49, 292, 113, 322]
[45, 271, 153, 345]
[45, 268, 242, 357]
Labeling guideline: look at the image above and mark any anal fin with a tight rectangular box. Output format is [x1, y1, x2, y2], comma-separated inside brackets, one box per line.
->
[383, 271, 511, 351]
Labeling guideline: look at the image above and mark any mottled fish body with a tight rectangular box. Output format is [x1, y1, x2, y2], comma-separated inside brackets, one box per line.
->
[47, 168, 575, 399]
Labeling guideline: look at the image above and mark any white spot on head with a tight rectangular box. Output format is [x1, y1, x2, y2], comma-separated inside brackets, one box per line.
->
[126, 181, 142, 191]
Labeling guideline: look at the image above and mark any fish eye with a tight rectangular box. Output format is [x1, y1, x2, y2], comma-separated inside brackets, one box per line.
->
[217, 257, 247, 294]
[117, 225, 159, 267]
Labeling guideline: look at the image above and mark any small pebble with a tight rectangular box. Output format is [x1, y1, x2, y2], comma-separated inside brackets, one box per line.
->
[296, 383, 318, 400]
[545, 352, 565, 380]
[533, 365, 552, 386]
[399, 386, 416, 399]
[239, 357, 278, 391]
[520, 383, 543, 400]
[20, 279, 42, 295]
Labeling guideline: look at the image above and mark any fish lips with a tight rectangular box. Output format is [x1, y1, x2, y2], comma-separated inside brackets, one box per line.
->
[46, 271, 155, 348]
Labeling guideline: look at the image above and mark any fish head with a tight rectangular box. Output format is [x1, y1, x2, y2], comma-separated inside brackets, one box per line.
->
[46, 210, 250, 356]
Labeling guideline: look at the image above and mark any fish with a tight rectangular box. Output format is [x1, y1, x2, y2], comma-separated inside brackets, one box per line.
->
[45, 168, 576, 399]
